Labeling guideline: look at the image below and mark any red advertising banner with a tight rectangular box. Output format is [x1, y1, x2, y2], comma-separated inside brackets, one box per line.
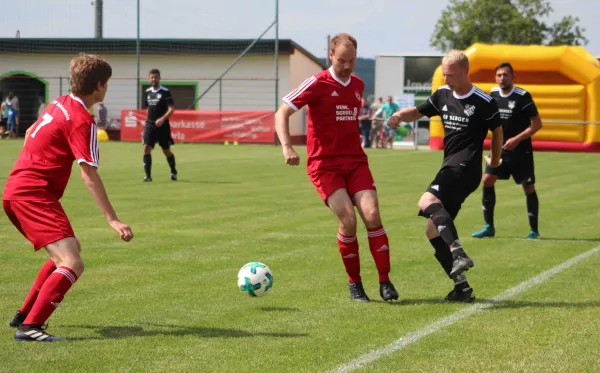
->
[120, 110, 275, 144]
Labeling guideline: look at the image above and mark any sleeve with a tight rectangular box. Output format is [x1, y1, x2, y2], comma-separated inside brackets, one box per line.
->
[484, 99, 501, 131]
[164, 90, 175, 106]
[282, 75, 319, 111]
[521, 92, 539, 118]
[69, 122, 99, 168]
[416, 90, 441, 118]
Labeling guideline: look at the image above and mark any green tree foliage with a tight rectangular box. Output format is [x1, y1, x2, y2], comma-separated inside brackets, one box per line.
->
[430, 0, 588, 51]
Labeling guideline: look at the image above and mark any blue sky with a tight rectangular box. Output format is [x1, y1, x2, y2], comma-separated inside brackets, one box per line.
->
[2, 0, 598, 58]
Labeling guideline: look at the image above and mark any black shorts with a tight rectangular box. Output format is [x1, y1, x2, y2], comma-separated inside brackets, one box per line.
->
[485, 152, 535, 185]
[419, 165, 482, 219]
[143, 123, 174, 149]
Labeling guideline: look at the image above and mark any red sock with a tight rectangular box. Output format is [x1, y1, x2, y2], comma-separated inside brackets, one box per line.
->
[20, 259, 56, 315]
[367, 226, 390, 283]
[23, 267, 78, 326]
[337, 232, 361, 283]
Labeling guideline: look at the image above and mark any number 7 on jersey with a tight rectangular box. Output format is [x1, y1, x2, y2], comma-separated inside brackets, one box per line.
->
[30, 113, 54, 139]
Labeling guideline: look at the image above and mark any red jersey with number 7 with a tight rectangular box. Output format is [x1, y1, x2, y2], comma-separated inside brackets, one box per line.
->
[283, 67, 367, 173]
[2, 94, 100, 201]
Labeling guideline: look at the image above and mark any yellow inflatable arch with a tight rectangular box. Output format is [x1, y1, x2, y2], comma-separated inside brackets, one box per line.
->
[429, 43, 600, 152]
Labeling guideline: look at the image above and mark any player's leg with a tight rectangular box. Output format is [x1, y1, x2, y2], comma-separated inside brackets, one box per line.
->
[4, 200, 80, 341]
[349, 164, 399, 301]
[472, 172, 499, 238]
[515, 154, 539, 239]
[142, 126, 155, 182]
[426, 219, 474, 302]
[159, 130, 177, 181]
[16, 237, 83, 342]
[326, 188, 370, 302]
[418, 169, 474, 277]
[9, 258, 56, 328]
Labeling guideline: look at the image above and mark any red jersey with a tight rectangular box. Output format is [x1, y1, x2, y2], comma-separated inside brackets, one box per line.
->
[283, 67, 367, 172]
[3, 94, 100, 201]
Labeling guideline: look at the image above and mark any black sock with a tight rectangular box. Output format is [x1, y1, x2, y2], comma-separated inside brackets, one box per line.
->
[526, 191, 539, 232]
[430, 236, 453, 278]
[482, 186, 496, 227]
[166, 154, 177, 174]
[423, 203, 464, 258]
[143, 154, 152, 178]
[453, 273, 471, 291]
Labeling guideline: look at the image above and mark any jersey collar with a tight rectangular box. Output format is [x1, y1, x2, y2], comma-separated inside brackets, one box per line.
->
[69, 94, 89, 111]
[148, 85, 166, 93]
[328, 67, 351, 87]
[497, 86, 514, 98]
[452, 85, 476, 100]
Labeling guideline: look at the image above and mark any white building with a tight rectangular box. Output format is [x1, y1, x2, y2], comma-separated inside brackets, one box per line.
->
[0, 38, 325, 143]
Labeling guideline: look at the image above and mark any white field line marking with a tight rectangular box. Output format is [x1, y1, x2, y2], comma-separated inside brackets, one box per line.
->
[330, 245, 600, 373]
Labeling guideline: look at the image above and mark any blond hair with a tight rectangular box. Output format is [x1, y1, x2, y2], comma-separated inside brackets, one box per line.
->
[330, 33, 357, 53]
[442, 49, 469, 70]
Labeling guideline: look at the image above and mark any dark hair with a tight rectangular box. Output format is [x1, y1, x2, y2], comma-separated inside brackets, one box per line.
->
[69, 53, 112, 96]
[149, 68, 161, 76]
[495, 62, 514, 75]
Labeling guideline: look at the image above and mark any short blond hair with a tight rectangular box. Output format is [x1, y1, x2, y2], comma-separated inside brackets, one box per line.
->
[442, 49, 469, 70]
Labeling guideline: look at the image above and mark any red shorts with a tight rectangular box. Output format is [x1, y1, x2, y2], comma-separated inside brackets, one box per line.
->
[308, 162, 376, 204]
[3, 200, 75, 251]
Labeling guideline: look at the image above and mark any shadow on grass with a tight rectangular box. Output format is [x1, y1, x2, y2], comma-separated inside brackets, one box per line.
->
[371, 298, 600, 309]
[65, 322, 307, 341]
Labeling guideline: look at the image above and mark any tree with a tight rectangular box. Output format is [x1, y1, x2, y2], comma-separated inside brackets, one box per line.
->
[430, 0, 588, 52]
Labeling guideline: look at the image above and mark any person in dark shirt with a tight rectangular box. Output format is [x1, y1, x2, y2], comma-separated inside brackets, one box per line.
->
[358, 98, 373, 148]
[472, 62, 543, 240]
[387, 50, 503, 302]
[142, 69, 177, 182]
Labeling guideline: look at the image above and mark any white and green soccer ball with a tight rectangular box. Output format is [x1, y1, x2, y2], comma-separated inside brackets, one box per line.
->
[237, 262, 273, 297]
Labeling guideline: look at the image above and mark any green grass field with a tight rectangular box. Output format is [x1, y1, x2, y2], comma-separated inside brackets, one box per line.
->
[0, 141, 599, 373]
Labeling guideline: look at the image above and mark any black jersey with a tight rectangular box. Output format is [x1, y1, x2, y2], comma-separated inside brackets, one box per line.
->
[144, 86, 174, 126]
[417, 85, 501, 169]
[490, 86, 538, 153]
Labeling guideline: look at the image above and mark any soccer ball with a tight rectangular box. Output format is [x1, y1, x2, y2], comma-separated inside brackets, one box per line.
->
[237, 262, 273, 297]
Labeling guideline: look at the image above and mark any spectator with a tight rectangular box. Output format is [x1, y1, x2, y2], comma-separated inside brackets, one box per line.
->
[358, 98, 373, 148]
[370, 97, 385, 148]
[97, 102, 108, 128]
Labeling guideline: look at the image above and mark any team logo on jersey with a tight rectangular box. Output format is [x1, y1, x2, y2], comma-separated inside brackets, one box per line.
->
[508, 101, 516, 109]
[355, 91, 361, 101]
[147, 95, 151, 100]
[157, 94, 162, 99]
[443, 114, 448, 120]
[464, 104, 476, 117]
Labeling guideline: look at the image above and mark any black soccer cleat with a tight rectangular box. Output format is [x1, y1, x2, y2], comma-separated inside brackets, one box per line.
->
[379, 281, 399, 301]
[443, 287, 475, 303]
[170, 173, 177, 181]
[143, 176, 153, 182]
[8, 310, 26, 328]
[449, 256, 474, 278]
[348, 282, 370, 302]
[15, 326, 67, 342]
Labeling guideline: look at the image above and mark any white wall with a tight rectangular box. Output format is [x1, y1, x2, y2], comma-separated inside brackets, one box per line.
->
[0, 53, 291, 120]
[374, 55, 405, 100]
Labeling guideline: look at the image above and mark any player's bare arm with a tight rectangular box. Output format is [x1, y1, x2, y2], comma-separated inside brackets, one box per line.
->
[79, 163, 133, 242]
[503, 115, 542, 151]
[156, 104, 174, 127]
[387, 107, 424, 128]
[275, 103, 300, 166]
[486, 126, 504, 168]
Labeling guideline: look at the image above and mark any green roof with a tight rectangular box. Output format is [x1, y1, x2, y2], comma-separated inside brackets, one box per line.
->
[0, 38, 326, 69]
